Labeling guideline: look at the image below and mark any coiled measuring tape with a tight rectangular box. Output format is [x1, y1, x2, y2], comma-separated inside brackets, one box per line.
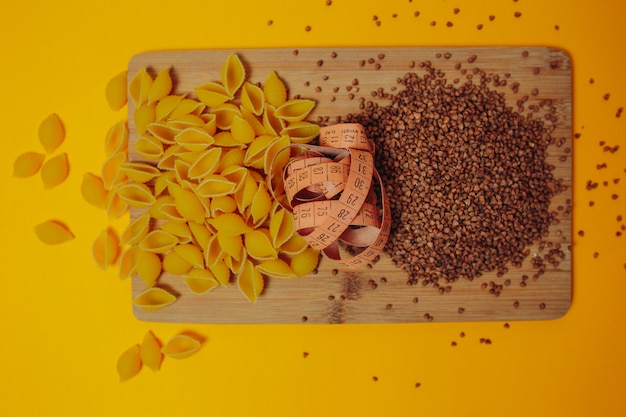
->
[275, 123, 391, 269]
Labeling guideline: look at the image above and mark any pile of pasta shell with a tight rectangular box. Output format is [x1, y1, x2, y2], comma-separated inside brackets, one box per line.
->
[102, 53, 323, 307]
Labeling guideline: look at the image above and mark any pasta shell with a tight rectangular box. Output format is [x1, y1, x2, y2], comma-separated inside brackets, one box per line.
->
[135, 250, 162, 286]
[133, 287, 176, 311]
[240, 81, 265, 116]
[217, 233, 243, 261]
[250, 181, 272, 225]
[40, 152, 69, 189]
[256, 258, 297, 279]
[33, 220, 74, 245]
[202, 113, 217, 136]
[207, 213, 251, 236]
[120, 162, 160, 183]
[230, 115, 255, 144]
[262, 104, 285, 136]
[148, 67, 172, 103]
[156, 145, 183, 170]
[155, 94, 185, 121]
[188, 221, 211, 250]
[174, 127, 215, 152]
[279, 233, 309, 255]
[120, 212, 151, 246]
[117, 344, 141, 382]
[216, 148, 245, 172]
[289, 247, 320, 277]
[183, 268, 219, 295]
[106, 184, 129, 219]
[170, 98, 205, 120]
[244, 135, 275, 169]
[101, 151, 127, 190]
[104, 120, 129, 156]
[116, 183, 155, 208]
[220, 165, 248, 193]
[161, 334, 202, 359]
[208, 259, 231, 287]
[237, 259, 264, 303]
[244, 229, 277, 261]
[209, 195, 237, 217]
[38, 113, 65, 154]
[224, 247, 247, 276]
[239, 105, 266, 136]
[139, 230, 178, 253]
[281, 121, 320, 144]
[154, 171, 176, 197]
[195, 175, 236, 198]
[269, 207, 294, 248]
[263, 135, 290, 176]
[81, 173, 107, 209]
[140, 331, 163, 372]
[234, 172, 258, 213]
[213, 103, 241, 130]
[167, 114, 206, 129]
[159, 221, 190, 243]
[194, 82, 231, 107]
[134, 134, 164, 160]
[274, 99, 316, 123]
[13, 151, 45, 178]
[174, 244, 204, 268]
[105, 71, 127, 111]
[263, 70, 287, 108]
[221, 53, 246, 97]
[157, 202, 185, 222]
[204, 234, 224, 267]
[188, 147, 222, 179]
[162, 251, 193, 275]
[118, 246, 139, 280]
[129, 67, 153, 107]
[174, 188, 206, 224]
[134, 103, 156, 135]
[147, 122, 180, 145]
[92, 228, 121, 270]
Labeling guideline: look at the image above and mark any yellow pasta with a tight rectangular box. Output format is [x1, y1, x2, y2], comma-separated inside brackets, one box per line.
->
[274, 99, 316, 123]
[120, 162, 160, 184]
[213, 103, 241, 130]
[140, 331, 163, 372]
[133, 287, 176, 311]
[120, 212, 151, 246]
[240, 81, 265, 116]
[187, 147, 221, 179]
[139, 230, 179, 253]
[134, 103, 156, 135]
[250, 181, 272, 225]
[194, 82, 231, 107]
[269, 207, 295, 248]
[118, 246, 139, 280]
[204, 234, 224, 266]
[174, 127, 215, 152]
[148, 67, 173, 104]
[262, 104, 285, 136]
[134, 134, 163, 160]
[239, 105, 266, 136]
[243, 135, 274, 169]
[244, 229, 277, 260]
[230, 115, 255, 144]
[280, 121, 320, 144]
[256, 258, 297, 279]
[106, 184, 129, 219]
[279, 233, 309, 255]
[155, 94, 185, 121]
[117, 344, 142, 382]
[33, 220, 75, 245]
[129, 67, 153, 107]
[209, 195, 237, 217]
[13, 151, 45, 178]
[263, 70, 287, 108]
[173, 244, 204, 268]
[188, 221, 211, 249]
[116, 183, 155, 208]
[80, 173, 108, 209]
[289, 247, 321, 277]
[92, 228, 121, 270]
[135, 250, 162, 287]
[235, 172, 259, 213]
[105, 71, 128, 111]
[101, 151, 127, 190]
[216, 147, 245, 171]
[161, 334, 202, 359]
[217, 233, 243, 261]
[208, 259, 231, 287]
[207, 213, 251, 236]
[147, 122, 180, 145]
[237, 259, 264, 303]
[162, 251, 193, 275]
[169, 98, 205, 119]
[104, 120, 128, 157]
[221, 53, 246, 97]
[195, 175, 236, 198]
[40, 152, 69, 189]
[183, 268, 219, 295]
[38, 113, 65, 154]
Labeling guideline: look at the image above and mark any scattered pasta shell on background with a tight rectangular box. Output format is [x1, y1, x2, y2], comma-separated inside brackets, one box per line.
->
[256, 258, 297, 279]
[244, 229, 277, 260]
[13, 151, 45, 178]
[182, 268, 219, 295]
[161, 220, 193, 244]
[105, 71, 127, 111]
[195, 175, 236, 198]
[250, 181, 272, 225]
[38, 113, 65, 154]
[240, 82, 265, 116]
[92, 228, 121, 270]
[289, 247, 320, 277]
[117, 344, 142, 382]
[239, 105, 266, 136]
[129, 67, 153, 107]
[135, 250, 162, 287]
[134, 134, 163, 160]
[174, 127, 214, 152]
[104, 120, 128, 157]
[120, 212, 151, 246]
[147, 122, 179, 145]
[262, 104, 285, 136]
[148, 67, 172, 104]
[209, 195, 237, 217]
[140, 331, 163, 372]
[187, 147, 221, 179]
[101, 151, 127, 190]
[174, 188, 206, 224]
[263, 70, 287, 108]
[173, 244, 204, 268]
[194, 82, 231, 107]
[169, 98, 205, 120]
[155, 94, 185, 121]
[134, 103, 156, 135]
[116, 183, 155, 208]
[120, 162, 160, 183]
[281, 121, 320, 144]
[118, 246, 139, 280]
[139, 230, 179, 253]
[106, 185, 129, 219]
[269, 207, 295, 248]
[41, 152, 69, 189]
[274, 99, 316, 123]
[279, 233, 309, 255]
[188, 221, 211, 250]
[221, 53, 246, 97]
[208, 259, 231, 287]
[237, 259, 264, 303]
[217, 233, 243, 261]
[133, 287, 176, 311]
[161, 334, 202, 359]
[230, 115, 255, 144]
[80, 173, 107, 209]
[207, 213, 251, 236]
[33, 220, 75, 245]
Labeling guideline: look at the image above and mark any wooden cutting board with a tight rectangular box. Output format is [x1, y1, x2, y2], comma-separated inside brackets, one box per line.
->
[127, 47, 572, 324]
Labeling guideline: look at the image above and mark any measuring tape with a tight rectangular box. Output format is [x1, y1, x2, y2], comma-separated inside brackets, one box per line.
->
[273, 123, 391, 269]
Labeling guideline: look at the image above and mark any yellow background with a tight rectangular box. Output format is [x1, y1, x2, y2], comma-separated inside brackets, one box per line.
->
[1, 0, 625, 416]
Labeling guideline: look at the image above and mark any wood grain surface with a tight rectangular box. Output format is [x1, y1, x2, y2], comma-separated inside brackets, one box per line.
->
[127, 47, 572, 324]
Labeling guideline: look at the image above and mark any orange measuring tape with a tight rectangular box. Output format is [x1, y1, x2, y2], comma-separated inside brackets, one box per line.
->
[275, 123, 391, 269]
